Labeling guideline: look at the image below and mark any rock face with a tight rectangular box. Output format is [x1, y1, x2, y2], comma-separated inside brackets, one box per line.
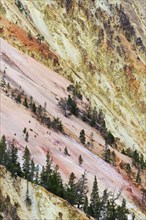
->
[1, 0, 145, 153]
[0, 166, 90, 220]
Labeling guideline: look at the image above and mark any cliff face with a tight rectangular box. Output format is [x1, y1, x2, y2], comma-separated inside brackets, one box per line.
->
[0, 166, 90, 220]
[1, 0, 145, 153]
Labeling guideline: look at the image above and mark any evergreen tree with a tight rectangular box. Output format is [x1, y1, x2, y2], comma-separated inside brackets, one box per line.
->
[47, 165, 64, 197]
[132, 150, 139, 167]
[111, 151, 116, 166]
[29, 96, 33, 108]
[67, 95, 79, 116]
[103, 148, 111, 163]
[15, 94, 21, 103]
[125, 163, 131, 176]
[30, 159, 35, 182]
[23, 146, 31, 181]
[90, 176, 100, 218]
[7, 82, 11, 89]
[0, 135, 7, 165]
[90, 107, 98, 127]
[79, 129, 86, 145]
[64, 147, 70, 156]
[117, 199, 129, 220]
[89, 132, 94, 149]
[25, 131, 29, 142]
[35, 164, 40, 184]
[121, 149, 126, 155]
[105, 131, 115, 145]
[52, 117, 64, 132]
[1, 78, 6, 88]
[45, 151, 53, 175]
[23, 127, 27, 134]
[40, 166, 47, 188]
[76, 171, 88, 208]
[37, 104, 43, 117]
[136, 170, 141, 183]
[78, 155, 83, 166]
[65, 172, 77, 205]
[7, 142, 21, 177]
[32, 102, 36, 113]
[23, 97, 29, 108]
[107, 198, 117, 220]
[139, 154, 145, 170]
[83, 196, 89, 214]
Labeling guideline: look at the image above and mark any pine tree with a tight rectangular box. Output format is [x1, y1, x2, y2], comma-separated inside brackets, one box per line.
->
[45, 151, 53, 175]
[35, 164, 40, 184]
[7, 142, 21, 177]
[90, 176, 100, 218]
[105, 131, 115, 145]
[40, 166, 47, 188]
[125, 163, 131, 176]
[67, 95, 79, 116]
[78, 155, 83, 166]
[83, 196, 89, 214]
[23, 127, 27, 134]
[30, 159, 35, 182]
[65, 172, 77, 205]
[107, 198, 117, 220]
[15, 94, 21, 103]
[23, 97, 29, 108]
[136, 170, 141, 183]
[25, 131, 29, 142]
[64, 147, 70, 156]
[47, 165, 64, 198]
[0, 135, 7, 166]
[121, 149, 126, 155]
[37, 104, 43, 117]
[29, 96, 33, 108]
[52, 117, 64, 132]
[90, 107, 98, 127]
[40, 152, 53, 189]
[7, 82, 11, 89]
[111, 151, 116, 166]
[117, 199, 129, 220]
[103, 148, 111, 163]
[23, 146, 31, 181]
[43, 101, 47, 116]
[139, 154, 145, 170]
[79, 129, 86, 145]
[76, 171, 88, 208]
[89, 132, 94, 149]
[132, 150, 139, 167]
[32, 102, 36, 113]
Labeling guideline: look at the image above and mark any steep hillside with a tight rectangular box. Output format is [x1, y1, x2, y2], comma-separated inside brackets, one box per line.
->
[0, 0, 145, 154]
[0, 0, 146, 219]
[0, 165, 90, 220]
[0, 39, 146, 219]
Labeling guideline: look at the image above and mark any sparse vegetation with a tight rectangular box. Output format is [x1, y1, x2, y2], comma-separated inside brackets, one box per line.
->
[0, 135, 136, 219]
[79, 129, 86, 145]
[78, 155, 83, 166]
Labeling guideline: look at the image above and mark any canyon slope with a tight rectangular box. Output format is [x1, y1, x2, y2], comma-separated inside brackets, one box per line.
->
[0, 38, 145, 219]
[0, 0, 146, 219]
